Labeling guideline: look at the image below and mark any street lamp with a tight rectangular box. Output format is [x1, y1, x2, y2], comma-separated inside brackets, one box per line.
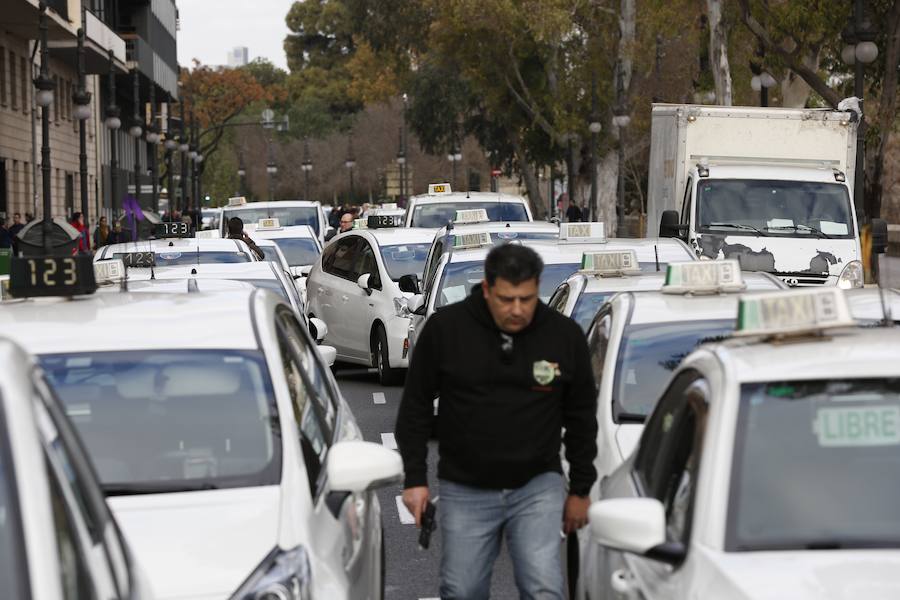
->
[301, 139, 313, 201]
[105, 50, 121, 217]
[266, 140, 278, 202]
[447, 147, 462, 190]
[345, 135, 356, 204]
[74, 8, 92, 245]
[35, 2, 54, 252]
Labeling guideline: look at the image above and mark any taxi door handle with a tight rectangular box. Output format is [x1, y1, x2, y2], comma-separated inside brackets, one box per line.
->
[341, 295, 349, 302]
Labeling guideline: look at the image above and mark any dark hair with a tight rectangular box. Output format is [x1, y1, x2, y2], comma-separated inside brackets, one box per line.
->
[227, 216, 244, 235]
[484, 244, 543, 286]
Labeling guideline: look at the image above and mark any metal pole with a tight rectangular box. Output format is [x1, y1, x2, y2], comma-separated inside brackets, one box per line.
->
[589, 72, 599, 224]
[107, 51, 118, 218]
[180, 97, 188, 212]
[132, 68, 141, 212]
[76, 19, 89, 245]
[149, 85, 158, 213]
[853, 0, 867, 221]
[38, 3, 53, 254]
[615, 69, 626, 236]
[166, 100, 174, 214]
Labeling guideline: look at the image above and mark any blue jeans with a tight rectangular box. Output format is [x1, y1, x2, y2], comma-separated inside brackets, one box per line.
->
[439, 471, 566, 600]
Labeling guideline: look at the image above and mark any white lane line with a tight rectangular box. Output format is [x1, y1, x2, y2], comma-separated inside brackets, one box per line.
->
[381, 432, 397, 450]
[396, 495, 416, 525]
[373, 392, 386, 405]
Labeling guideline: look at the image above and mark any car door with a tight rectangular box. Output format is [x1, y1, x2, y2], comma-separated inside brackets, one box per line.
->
[314, 236, 361, 355]
[344, 239, 383, 359]
[275, 312, 380, 598]
[617, 373, 710, 600]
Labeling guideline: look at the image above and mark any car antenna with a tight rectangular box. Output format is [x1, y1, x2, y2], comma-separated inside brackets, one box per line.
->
[149, 259, 156, 281]
[654, 244, 660, 272]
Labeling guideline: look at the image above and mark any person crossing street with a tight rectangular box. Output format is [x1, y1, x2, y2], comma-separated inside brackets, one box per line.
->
[396, 243, 598, 600]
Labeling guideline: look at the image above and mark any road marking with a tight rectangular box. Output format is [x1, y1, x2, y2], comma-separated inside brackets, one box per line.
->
[373, 392, 386, 405]
[396, 495, 416, 525]
[381, 433, 397, 450]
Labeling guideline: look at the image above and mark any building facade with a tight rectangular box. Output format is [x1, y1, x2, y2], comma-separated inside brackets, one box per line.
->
[227, 46, 248, 68]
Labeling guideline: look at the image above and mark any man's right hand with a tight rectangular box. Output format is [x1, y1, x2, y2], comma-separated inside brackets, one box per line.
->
[402, 486, 430, 528]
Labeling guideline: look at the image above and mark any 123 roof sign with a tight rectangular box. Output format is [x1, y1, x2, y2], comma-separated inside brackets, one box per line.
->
[9, 255, 97, 298]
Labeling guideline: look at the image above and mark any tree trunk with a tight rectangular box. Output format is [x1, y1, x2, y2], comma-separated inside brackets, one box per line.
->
[619, 0, 636, 93]
[707, 0, 733, 105]
[511, 133, 546, 219]
[866, 0, 900, 219]
[780, 52, 819, 108]
[593, 150, 619, 234]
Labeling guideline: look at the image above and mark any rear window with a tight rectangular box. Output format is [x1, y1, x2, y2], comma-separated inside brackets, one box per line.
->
[411, 202, 529, 228]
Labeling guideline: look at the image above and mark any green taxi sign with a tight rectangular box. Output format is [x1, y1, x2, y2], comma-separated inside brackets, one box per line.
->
[454, 209, 490, 224]
[453, 232, 492, 250]
[815, 405, 900, 447]
[352, 218, 368, 230]
[735, 287, 855, 338]
[580, 250, 640, 276]
[94, 259, 126, 285]
[662, 259, 745, 294]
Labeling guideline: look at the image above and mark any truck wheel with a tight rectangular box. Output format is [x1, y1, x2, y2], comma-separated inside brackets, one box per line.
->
[373, 326, 403, 386]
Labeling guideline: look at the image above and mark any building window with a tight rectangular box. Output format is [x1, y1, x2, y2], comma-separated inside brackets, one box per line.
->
[21, 56, 29, 114]
[9, 51, 17, 110]
[0, 160, 7, 219]
[65, 173, 74, 218]
[0, 47, 7, 106]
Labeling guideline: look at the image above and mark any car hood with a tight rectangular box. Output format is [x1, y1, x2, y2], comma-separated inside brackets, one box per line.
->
[109, 486, 281, 600]
[614, 424, 643, 462]
[696, 234, 859, 276]
[699, 546, 900, 600]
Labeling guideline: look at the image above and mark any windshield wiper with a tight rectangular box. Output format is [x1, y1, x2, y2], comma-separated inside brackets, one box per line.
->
[708, 222, 766, 236]
[102, 482, 220, 496]
[765, 224, 832, 239]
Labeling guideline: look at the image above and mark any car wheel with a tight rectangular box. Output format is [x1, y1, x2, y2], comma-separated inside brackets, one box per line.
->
[374, 326, 403, 386]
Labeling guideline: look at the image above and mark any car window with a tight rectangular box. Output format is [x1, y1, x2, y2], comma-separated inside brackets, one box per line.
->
[380, 243, 430, 281]
[548, 283, 570, 313]
[587, 314, 612, 385]
[411, 202, 529, 228]
[681, 176, 693, 225]
[355, 242, 381, 289]
[223, 206, 321, 234]
[423, 240, 443, 290]
[0, 400, 27, 599]
[272, 238, 321, 266]
[325, 237, 361, 280]
[572, 292, 614, 332]
[276, 324, 331, 499]
[47, 458, 95, 600]
[153, 251, 250, 265]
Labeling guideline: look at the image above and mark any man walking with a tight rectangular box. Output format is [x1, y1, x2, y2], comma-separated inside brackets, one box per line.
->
[396, 244, 598, 600]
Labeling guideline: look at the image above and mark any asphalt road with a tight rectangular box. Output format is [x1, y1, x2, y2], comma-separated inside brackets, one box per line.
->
[334, 366, 518, 600]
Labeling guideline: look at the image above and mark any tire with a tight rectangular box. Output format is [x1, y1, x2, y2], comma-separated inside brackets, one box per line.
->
[373, 325, 403, 386]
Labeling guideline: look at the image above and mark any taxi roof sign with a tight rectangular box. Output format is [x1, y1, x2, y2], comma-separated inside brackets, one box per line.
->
[735, 288, 855, 338]
[453, 232, 492, 250]
[94, 259, 126, 285]
[228, 196, 247, 206]
[8, 255, 97, 298]
[353, 218, 369, 230]
[428, 183, 452, 196]
[662, 259, 745, 295]
[454, 209, 490, 224]
[559, 222, 606, 244]
[368, 214, 402, 228]
[580, 250, 641, 276]
[381, 203, 399, 211]
[195, 229, 221, 239]
[256, 218, 281, 230]
[155, 221, 192, 239]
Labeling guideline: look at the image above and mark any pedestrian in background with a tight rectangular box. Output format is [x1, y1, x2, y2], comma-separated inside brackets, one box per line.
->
[93, 216, 111, 250]
[325, 211, 354, 242]
[8, 213, 24, 255]
[0, 219, 11, 250]
[396, 243, 598, 600]
[566, 200, 584, 223]
[226, 216, 265, 260]
[70, 212, 89, 253]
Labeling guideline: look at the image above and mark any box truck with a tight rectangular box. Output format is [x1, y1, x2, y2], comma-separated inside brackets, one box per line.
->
[648, 103, 886, 287]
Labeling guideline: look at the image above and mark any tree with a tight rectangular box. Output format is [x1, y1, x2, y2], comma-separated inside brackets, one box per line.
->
[706, 0, 734, 104]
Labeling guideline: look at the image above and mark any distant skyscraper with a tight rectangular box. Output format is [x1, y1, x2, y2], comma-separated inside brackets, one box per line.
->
[227, 46, 249, 67]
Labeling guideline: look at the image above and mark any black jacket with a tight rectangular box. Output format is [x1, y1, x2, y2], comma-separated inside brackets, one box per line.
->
[396, 286, 598, 496]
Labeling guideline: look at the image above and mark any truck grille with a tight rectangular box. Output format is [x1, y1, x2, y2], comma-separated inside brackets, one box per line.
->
[777, 273, 829, 287]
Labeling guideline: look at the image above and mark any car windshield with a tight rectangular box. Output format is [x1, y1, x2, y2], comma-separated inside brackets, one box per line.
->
[245, 279, 289, 301]
[152, 251, 250, 266]
[613, 320, 734, 420]
[572, 292, 613, 331]
[436, 261, 579, 307]
[696, 179, 853, 238]
[224, 207, 320, 234]
[380, 243, 431, 281]
[0, 406, 24, 598]
[41, 350, 281, 494]
[411, 202, 529, 228]
[728, 379, 900, 551]
[271, 238, 320, 266]
[489, 231, 558, 242]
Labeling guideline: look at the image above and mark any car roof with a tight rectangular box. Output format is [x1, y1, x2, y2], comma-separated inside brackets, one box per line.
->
[697, 164, 845, 184]
[408, 192, 528, 206]
[223, 201, 321, 210]
[102, 238, 247, 253]
[355, 228, 437, 246]
[436, 221, 559, 236]
[0, 291, 262, 353]
[252, 225, 318, 240]
[98, 279, 257, 294]
[623, 289, 759, 325]
[578, 270, 782, 295]
[127, 262, 281, 282]
[706, 326, 900, 384]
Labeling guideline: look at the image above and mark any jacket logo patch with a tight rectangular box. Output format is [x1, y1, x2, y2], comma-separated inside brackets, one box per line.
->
[533, 360, 561, 386]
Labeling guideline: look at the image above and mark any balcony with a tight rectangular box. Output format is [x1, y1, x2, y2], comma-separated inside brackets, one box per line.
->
[46, 7, 128, 75]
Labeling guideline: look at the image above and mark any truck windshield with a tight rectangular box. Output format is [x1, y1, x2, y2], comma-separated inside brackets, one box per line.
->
[727, 379, 900, 551]
[696, 180, 853, 239]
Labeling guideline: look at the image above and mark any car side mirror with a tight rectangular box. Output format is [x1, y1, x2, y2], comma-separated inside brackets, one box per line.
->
[589, 498, 686, 565]
[408, 294, 426, 315]
[659, 210, 689, 240]
[318, 345, 337, 367]
[357, 273, 372, 295]
[871, 218, 888, 254]
[328, 441, 402, 493]
[308, 317, 328, 343]
[398, 274, 420, 294]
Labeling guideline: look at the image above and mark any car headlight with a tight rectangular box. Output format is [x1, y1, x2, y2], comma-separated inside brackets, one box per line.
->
[838, 260, 864, 289]
[231, 546, 312, 600]
[393, 297, 409, 317]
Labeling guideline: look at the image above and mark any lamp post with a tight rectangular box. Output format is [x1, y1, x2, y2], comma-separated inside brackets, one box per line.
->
[129, 68, 143, 215]
[237, 151, 247, 197]
[301, 139, 313, 201]
[613, 112, 630, 236]
[345, 135, 356, 203]
[164, 105, 178, 214]
[447, 148, 462, 191]
[396, 127, 406, 201]
[399, 93, 408, 198]
[842, 0, 879, 220]
[73, 8, 92, 244]
[146, 85, 161, 213]
[34, 3, 55, 252]
[190, 106, 199, 217]
[105, 50, 121, 218]
[266, 143, 277, 202]
[179, 87, 189, 213]
[587, 70, 601, 224]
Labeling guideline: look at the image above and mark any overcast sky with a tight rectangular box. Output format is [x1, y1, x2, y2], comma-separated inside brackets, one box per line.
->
[177, 0, 296, 70]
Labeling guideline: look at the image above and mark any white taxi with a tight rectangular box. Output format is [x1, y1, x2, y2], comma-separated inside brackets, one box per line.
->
[95, 222, 256, 267]
[0, 265, 402, 600]
[583, 288, 900, 600]
[403, 183, 533, 228]
[0, 333, 153, 600]
[252, 221, 323, 279]
[221, 198, 329, 244]
[306, 215, 434, 385]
